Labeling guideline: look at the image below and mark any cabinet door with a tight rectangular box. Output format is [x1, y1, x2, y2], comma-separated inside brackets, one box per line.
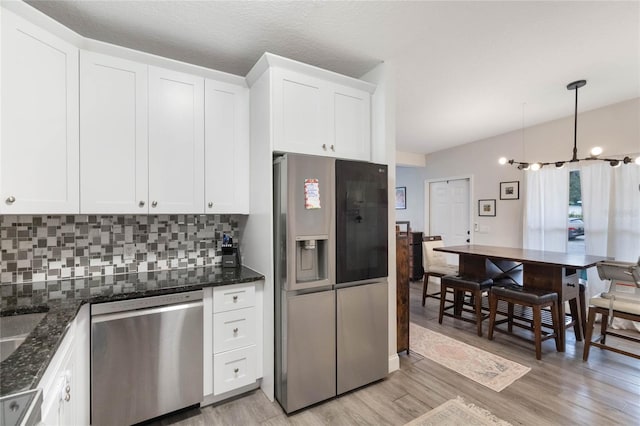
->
[329, 83, 371, 161]
[272, 69, 329, 156]
[80, 51, 149, 214]
[148, 66, 204, 213]
[204, 79, 249, 214]
[0, 10, 79, 214]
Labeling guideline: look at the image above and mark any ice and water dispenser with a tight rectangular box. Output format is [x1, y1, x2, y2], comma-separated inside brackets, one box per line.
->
[294, 236, 328, 283]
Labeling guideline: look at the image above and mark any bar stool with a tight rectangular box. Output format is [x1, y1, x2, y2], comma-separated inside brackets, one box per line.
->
[488, 286, 561, 360]
[583, 295, 640, 361]
[439, 275, 493, 336]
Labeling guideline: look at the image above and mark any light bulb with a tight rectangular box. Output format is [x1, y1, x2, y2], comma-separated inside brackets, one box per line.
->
[590, 146, 603, 157]
[635, 157, 640, 165]
[530, 162, 542, 171]
[498, 157, 508, 165]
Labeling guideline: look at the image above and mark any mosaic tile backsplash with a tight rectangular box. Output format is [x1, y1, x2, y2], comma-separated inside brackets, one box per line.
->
[0, 214, 240, 285]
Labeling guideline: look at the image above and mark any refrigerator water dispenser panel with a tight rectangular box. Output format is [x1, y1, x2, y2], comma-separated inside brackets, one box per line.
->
[295, 237, 328, 283]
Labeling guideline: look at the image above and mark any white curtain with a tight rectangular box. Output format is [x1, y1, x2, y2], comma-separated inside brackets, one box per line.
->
[582, 162, 640, 331]
[523, 167, 569, 252]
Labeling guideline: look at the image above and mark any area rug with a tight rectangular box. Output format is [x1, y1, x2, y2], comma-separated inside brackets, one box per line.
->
[405, 397, 512, 426]
[409, 323, 530, 392]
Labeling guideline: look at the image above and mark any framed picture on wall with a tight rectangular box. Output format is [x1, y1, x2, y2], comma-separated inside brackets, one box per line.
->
[478, 199, 496, 216]
[395, 187, 406, 209]
[500, 181, 520, 200]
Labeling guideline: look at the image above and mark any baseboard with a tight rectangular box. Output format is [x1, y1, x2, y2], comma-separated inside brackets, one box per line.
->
[388, 352, 400, 373]
[201, 380, 261, 406]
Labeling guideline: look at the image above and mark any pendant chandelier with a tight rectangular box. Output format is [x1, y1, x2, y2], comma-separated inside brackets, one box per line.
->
[499, 80, 640, 170]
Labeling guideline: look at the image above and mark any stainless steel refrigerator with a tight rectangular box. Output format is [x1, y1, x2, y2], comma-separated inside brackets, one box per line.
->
[274, 153, 388, 414]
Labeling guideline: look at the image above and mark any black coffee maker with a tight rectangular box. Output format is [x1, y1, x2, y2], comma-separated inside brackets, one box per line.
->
[221, 234, 240, 268]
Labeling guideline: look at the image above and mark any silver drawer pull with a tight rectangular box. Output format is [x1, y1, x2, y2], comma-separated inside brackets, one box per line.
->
[233, 328, 239, 334]
[139, 201, 145, 207]
[330, 144, 335, 151]
[64, 393, 71, 402]
[6, 196, 16, 204]
[208, 202, 213, 208]
[322, 144, 327, 150]
[232, 295, 238, 302]
[152, 201, 158, 208]
[234, 368, 239, 374]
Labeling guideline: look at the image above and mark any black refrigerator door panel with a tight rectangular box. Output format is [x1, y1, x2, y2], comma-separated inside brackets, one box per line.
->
[336, 160, 388, 284]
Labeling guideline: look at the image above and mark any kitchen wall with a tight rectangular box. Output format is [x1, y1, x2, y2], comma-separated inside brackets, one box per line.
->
[396, 97, 640, 247]
[0, 214, 240, 285]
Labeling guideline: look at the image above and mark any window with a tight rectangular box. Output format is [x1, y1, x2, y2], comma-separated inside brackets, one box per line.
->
[568, 170, 584, 254]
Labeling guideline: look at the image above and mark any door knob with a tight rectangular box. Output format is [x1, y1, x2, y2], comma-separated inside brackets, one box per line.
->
[322, 144, 327, 150]
[466, 239, 470, 243]
[330, 145, 335, 151]
[152, 201, 158, 208]
[139, 201, 145, 207]
[233, 328, 239, 334]
[234, 368, 239, 374]
[6, 196, 15, 204]
[208, 202, 213, 208]
[232, 295, 238, 302]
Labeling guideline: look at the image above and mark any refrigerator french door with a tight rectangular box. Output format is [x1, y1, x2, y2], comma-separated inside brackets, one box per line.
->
[335, 160, 388, 283]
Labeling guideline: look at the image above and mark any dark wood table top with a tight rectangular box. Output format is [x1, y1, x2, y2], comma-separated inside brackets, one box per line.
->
[434, 244, 608, 269]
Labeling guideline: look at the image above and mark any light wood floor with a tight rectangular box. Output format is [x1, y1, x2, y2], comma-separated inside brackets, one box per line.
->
[150, 280, 640, 425]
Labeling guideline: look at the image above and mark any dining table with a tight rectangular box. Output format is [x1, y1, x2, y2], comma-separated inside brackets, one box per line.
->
[433, 244, 609, 351]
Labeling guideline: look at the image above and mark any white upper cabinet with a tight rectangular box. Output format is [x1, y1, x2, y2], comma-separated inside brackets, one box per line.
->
[204, 79, 250, 214]
[272, 69, 329, 157]
[148, 66, 205, 214]
[329, 83, 371, 161]
[0, 9, 79, 214]
[80, 51, 149, 214]
[248, 53, 375, 162]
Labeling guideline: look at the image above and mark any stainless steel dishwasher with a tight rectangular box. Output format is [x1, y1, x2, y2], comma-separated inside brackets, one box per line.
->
[91, 290, 203, 426]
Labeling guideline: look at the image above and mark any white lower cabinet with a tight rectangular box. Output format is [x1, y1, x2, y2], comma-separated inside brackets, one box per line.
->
[213, 346, 258, 395]
[39, 305, 89, 426]
[203, 281, 261, 404]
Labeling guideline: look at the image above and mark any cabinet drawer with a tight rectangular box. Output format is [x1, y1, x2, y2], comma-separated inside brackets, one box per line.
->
[213, 345, 257, 395]
[213, 307, 256, 353]
[213, 282, 255, 313]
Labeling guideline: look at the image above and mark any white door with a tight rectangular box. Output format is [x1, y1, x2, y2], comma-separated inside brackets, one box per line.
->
[329, 83, 371, 161]
[204, 79, 250, 214]
[148, 66, 204, 213]
[272, 69, 328, 156]
[80, 51, 149, 214]
[1, 10, 79, 214]
[429, 179, 470, 261]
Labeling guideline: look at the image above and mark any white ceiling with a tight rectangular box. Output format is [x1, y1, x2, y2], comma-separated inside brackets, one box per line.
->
[25, 0, 640, 155]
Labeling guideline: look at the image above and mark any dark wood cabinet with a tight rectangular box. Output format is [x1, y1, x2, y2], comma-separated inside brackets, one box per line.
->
[396, 233, 410, 354]
[409, 232, 423, 281]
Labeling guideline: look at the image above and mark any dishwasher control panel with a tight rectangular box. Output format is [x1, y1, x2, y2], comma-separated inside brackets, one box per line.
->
[91, 290, 203, 316]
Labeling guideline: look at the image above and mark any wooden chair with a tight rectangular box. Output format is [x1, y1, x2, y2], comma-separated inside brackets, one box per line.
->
[421, 236, 458, 306]
[583, 296, 640, 361]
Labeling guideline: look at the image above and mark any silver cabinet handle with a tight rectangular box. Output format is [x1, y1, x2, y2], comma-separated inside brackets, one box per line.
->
[322, 144, 327, 150]
[208, 202, 213, 208]
[65, 385, 71, 393]
[139, 201, 145, 207]
[6, 196, 15, 204]
[330, 145, 335, 151]
[233, 327, 239, 334]
[232, 295, 238, 302]
[152, 201, 158, 208]
[234, 368, 239, 374]
[64, 393, 71, 402]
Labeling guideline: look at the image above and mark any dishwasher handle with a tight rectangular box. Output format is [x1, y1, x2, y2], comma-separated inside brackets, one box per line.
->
[91, 300, 203, 324]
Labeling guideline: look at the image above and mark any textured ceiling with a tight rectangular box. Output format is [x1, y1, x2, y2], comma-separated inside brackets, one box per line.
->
[25, 0, 640, 154]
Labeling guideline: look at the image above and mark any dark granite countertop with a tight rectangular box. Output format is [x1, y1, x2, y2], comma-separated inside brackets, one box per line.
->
[0, 265, 264, 396]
